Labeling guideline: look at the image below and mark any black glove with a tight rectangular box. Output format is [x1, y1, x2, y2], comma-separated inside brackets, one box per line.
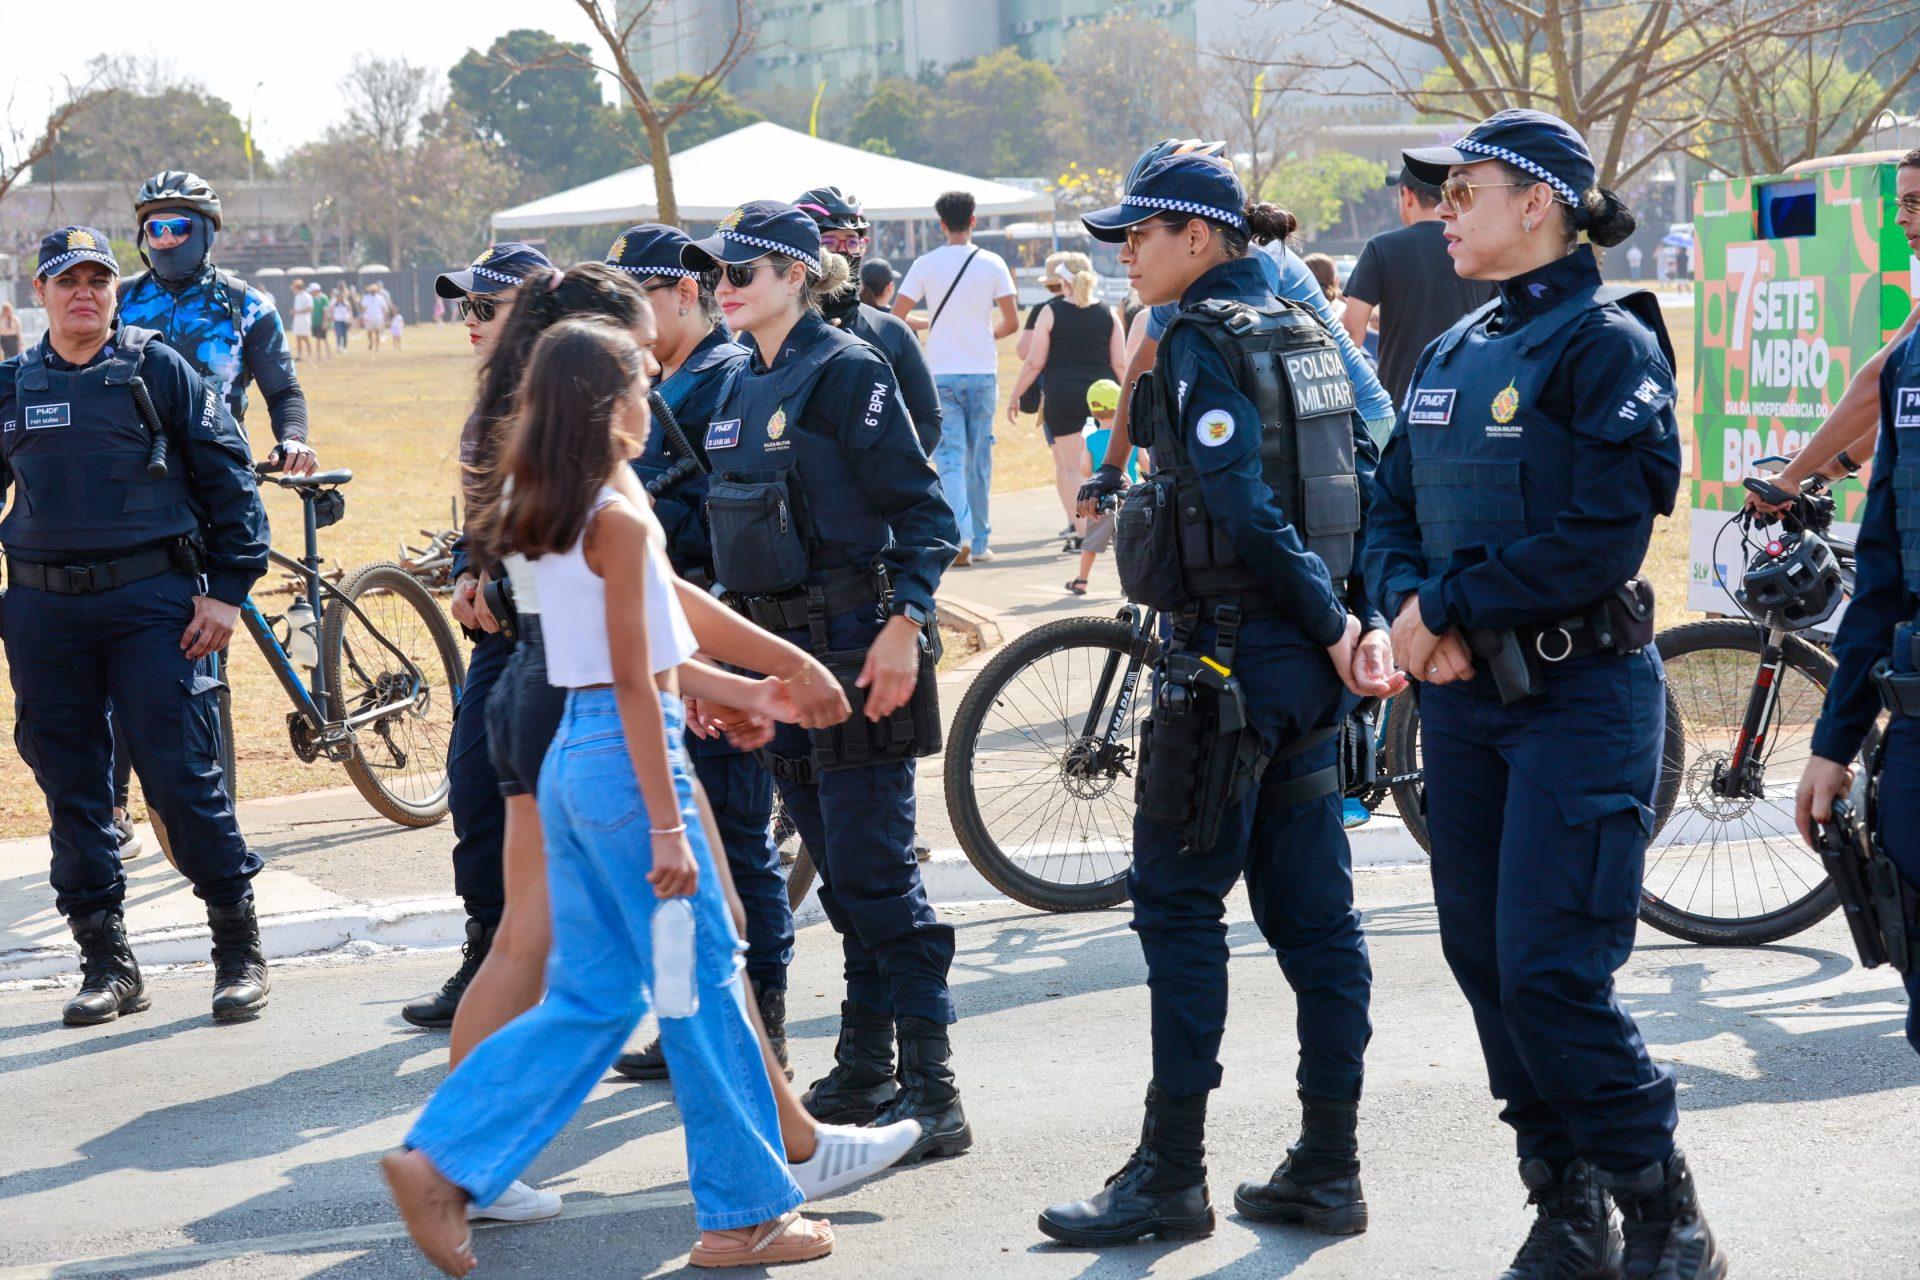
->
[1079, 464, 1128, 510]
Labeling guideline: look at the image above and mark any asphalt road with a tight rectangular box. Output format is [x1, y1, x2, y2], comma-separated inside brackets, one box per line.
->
[3, 868, 1917, 1279]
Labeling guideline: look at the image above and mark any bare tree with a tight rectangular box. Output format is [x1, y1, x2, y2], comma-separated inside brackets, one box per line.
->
[1198, 35, 1311, 202]
[1270, 0, 1920, 185]
[568, 0, 757, 225]
[1, 77, 113, 209]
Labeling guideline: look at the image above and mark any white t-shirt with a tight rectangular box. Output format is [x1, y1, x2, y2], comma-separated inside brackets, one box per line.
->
[361, 292, 390, 327]
[292, 291, 313, 322]
[331, 302, 351, 323]
[389, 311, 405, 336]
[898, 242, 1016, 376]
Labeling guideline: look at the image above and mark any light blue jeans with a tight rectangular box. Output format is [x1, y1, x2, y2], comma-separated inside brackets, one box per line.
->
[406, 688, 801, 1230]
[932, 373, 997, 553]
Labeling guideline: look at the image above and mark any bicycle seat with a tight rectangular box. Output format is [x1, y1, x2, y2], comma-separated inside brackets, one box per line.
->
[275, 469, 354, 488]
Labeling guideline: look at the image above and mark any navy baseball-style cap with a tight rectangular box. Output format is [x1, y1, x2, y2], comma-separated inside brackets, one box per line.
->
[435, 241, 555, 298]
[35, 226, 118, 280]
[682, 201, 822, 275]
[1401, 109, 1595, 207]
[606, 224, 705, 280]
[1082, 154, 1248, 243]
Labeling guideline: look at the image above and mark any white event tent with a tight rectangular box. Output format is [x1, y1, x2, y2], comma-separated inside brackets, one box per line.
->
[490, 121, 1054, 234]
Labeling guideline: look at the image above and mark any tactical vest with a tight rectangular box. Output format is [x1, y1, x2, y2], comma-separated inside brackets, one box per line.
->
[1126, 298, 1361, 603]
[1406, 283, 1668, 572]
[637, 332, 750, 581]
[1887, 333, 1920, 593]
[1, 327, 197, 557]
[703, 322, 891, 596]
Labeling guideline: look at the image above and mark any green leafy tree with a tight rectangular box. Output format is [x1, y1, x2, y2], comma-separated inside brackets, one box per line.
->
[44, 56, 258, 182]
[848, 78, 933, 163]
[448, 29, 627, 193]
[934, 48, 1079, 178]
[1264, 152, 1386, 239]
[1056, 13, 1202, 177]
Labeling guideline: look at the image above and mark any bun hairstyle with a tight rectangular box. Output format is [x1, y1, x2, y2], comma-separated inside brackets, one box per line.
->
[1244, 202, 1300, 246]
[768, 249, 854, 313]
[1574, 186, 1636, 248]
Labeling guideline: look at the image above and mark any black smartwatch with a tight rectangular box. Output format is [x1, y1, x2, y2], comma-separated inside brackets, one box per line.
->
[1835, 449, 1862, 476]
[894, 600, 933, 628]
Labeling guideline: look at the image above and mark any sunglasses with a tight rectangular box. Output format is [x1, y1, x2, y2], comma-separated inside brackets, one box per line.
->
[1121, 221, 1179, 253]
[722, 261, 771, 289]
[457, 295, 505, 322]
[642, 278, 682, 293]
[144, 215, 194, 240]
[1438, 175, 1534, 213]
[1898, 195, 1920, 216]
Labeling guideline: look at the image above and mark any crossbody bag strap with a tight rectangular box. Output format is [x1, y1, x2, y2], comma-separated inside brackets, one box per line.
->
[927, 248, 981, 332]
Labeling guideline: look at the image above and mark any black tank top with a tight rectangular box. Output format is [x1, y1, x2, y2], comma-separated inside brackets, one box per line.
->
[1043, 297, 1114, 375]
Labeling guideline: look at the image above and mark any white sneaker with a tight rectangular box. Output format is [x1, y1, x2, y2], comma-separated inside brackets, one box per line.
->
[970, 548, 996, 563]
[468, 1179, 562, 1222]
[790, 1120, 921, 1200]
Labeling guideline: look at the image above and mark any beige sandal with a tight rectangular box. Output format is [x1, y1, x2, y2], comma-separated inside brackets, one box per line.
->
[690, 1211, 834, 1267]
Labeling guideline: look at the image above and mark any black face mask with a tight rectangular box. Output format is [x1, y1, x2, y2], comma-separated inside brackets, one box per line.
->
[147, 214, 214, 284]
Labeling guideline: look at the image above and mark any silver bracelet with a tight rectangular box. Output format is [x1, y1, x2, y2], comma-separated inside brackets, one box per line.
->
[650, 823, 687, 838]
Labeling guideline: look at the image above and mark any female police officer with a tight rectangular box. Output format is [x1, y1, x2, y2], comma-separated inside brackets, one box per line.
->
[1362, 110, 1726, 1279]
[597, 223, 800, 1080]
[681, 201, 965, 1164]
[1038, 154, 1397, 1247]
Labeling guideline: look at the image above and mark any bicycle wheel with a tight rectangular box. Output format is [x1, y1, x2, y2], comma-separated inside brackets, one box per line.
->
[1640, 620, 1848, 945]
[775, 791, 816, 908]
[945, 615, 1157, 913]
[1378, 690, 1431, 855]
[153, 652, 237, 871]
[320, 562, 465, 827]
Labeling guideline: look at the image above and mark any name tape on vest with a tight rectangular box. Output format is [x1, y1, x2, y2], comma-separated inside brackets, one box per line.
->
[1407, 388, 1456, 426]
[1898, 387, 1920, 429]
[1282, 349, 1356, 419]
[25, 403, 71, 430]
[706, 418, 742, 450]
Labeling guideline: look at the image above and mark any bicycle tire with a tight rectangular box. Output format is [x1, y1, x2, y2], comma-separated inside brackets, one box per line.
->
[945, 615, 1157, 913]
[775, 798, 816, 908]
[153, 657, 237, 871]
[1378, 691, 1431, 855]
[1639, 619, 1848, 946]
[320, 561, 465, 827]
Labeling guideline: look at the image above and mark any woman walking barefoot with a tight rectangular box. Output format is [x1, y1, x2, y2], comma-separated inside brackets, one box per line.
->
[384, 319, 832, 1274]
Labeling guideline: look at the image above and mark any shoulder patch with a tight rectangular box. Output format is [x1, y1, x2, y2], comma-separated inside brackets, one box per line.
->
[1195, 408, 1235, 447]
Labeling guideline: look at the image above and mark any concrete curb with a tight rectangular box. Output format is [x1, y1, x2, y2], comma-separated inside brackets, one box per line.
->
[1, 820, 1428, 987]
[934, 594, 1007, 652]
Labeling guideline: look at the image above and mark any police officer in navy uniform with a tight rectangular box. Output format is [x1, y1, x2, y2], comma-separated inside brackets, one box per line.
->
[794, 186, 943, 452]
[594, 223, 796, 1080]
[1363, 111, 1726, 1278]
[0, 228, 271, 1026]
[682, 202, 966, 1163]
[1798, 145, 1920, 1056]
[403, 241, 557, 1027]
[1037, 155, 1397, 1248]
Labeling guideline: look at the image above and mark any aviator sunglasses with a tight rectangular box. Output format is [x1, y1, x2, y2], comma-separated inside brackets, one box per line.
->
[1438, 174, 1537, 213]
[457, 295, 506, 322]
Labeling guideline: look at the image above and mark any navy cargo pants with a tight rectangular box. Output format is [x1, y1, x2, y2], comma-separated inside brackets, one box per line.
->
[447, 631, 509, 926]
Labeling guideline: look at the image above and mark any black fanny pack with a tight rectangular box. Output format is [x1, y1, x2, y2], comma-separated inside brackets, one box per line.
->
[707, 476, 810, 596]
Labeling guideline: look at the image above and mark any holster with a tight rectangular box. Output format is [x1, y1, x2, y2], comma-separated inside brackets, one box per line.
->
[1136, 651, 1267, 855]
[1339, 701, 1377, 799]
[1466, 627, 1543, 705]
[1874, 624, 1920, 716]
[482, 575, 520, 647]
[805, 622, 943, 774]
[1817, 792, 1920, 973]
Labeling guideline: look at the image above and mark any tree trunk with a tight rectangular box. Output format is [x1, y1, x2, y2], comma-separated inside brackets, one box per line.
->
[646, 116, 678, 226]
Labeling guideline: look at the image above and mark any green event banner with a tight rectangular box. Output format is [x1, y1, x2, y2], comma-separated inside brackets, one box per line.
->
[1688, 161, 1916, 614]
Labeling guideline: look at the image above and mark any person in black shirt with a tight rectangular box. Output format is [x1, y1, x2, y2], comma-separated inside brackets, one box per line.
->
[1342, 170, 1498, 407]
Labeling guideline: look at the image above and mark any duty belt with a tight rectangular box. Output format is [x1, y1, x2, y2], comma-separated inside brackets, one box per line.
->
[740, 571, 884, 632]
[7, 544, 185, 595]
[1517, 609, 1645, 664]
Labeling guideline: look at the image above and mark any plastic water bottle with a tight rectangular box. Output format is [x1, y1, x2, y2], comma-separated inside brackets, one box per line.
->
[284, 598, 319, 668]
[652, 898, 699, 1019]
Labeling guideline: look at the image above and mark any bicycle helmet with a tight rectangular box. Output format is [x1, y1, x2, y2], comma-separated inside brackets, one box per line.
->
[1737, 530, 1843, 629]
[1125, 139, 1228, 194]
[135, 170, 223, 231]
[793, 186, 870, 234]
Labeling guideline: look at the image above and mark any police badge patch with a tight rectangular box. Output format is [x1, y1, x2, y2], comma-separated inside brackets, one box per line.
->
[768, 408, 787, 440]
[1196, 408, 1235, 447]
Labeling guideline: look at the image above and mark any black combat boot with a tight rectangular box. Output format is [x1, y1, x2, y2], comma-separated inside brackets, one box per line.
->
[873, 1015, 971, 1163]
[1497, 1158, 1623, 1280]
[1233, 1091, 1368, 1235]
[755, 983, 792, 1078]
[401, 917, 493, 1029]
[1038, 1085, 1214, 1246]
[1599, 1151, 1728, 1280]
[799, 1000, 898, 1123]
[615, 981, 791, 1082]
[207, 899, 270, 1021]
[61, 908, 150, 1026]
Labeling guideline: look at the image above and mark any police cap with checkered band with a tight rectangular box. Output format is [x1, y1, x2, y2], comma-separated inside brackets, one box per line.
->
[1081, 153, 1249, 243]
[434, 241, 556, 299]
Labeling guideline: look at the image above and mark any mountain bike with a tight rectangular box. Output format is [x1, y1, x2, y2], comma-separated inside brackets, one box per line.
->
[1641, 462, 1860, 945]
[152, 463, 464, 863]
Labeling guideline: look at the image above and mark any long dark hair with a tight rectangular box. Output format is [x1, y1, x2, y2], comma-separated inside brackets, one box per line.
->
[466, 261, 647, 548]
[486, 319, 647, 559]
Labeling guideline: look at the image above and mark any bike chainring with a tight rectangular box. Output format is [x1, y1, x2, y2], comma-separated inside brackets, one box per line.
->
[286, 713, 322, 763]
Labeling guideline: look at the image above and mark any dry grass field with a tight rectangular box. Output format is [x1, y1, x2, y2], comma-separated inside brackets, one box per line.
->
[0, 298, 1697, 838]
